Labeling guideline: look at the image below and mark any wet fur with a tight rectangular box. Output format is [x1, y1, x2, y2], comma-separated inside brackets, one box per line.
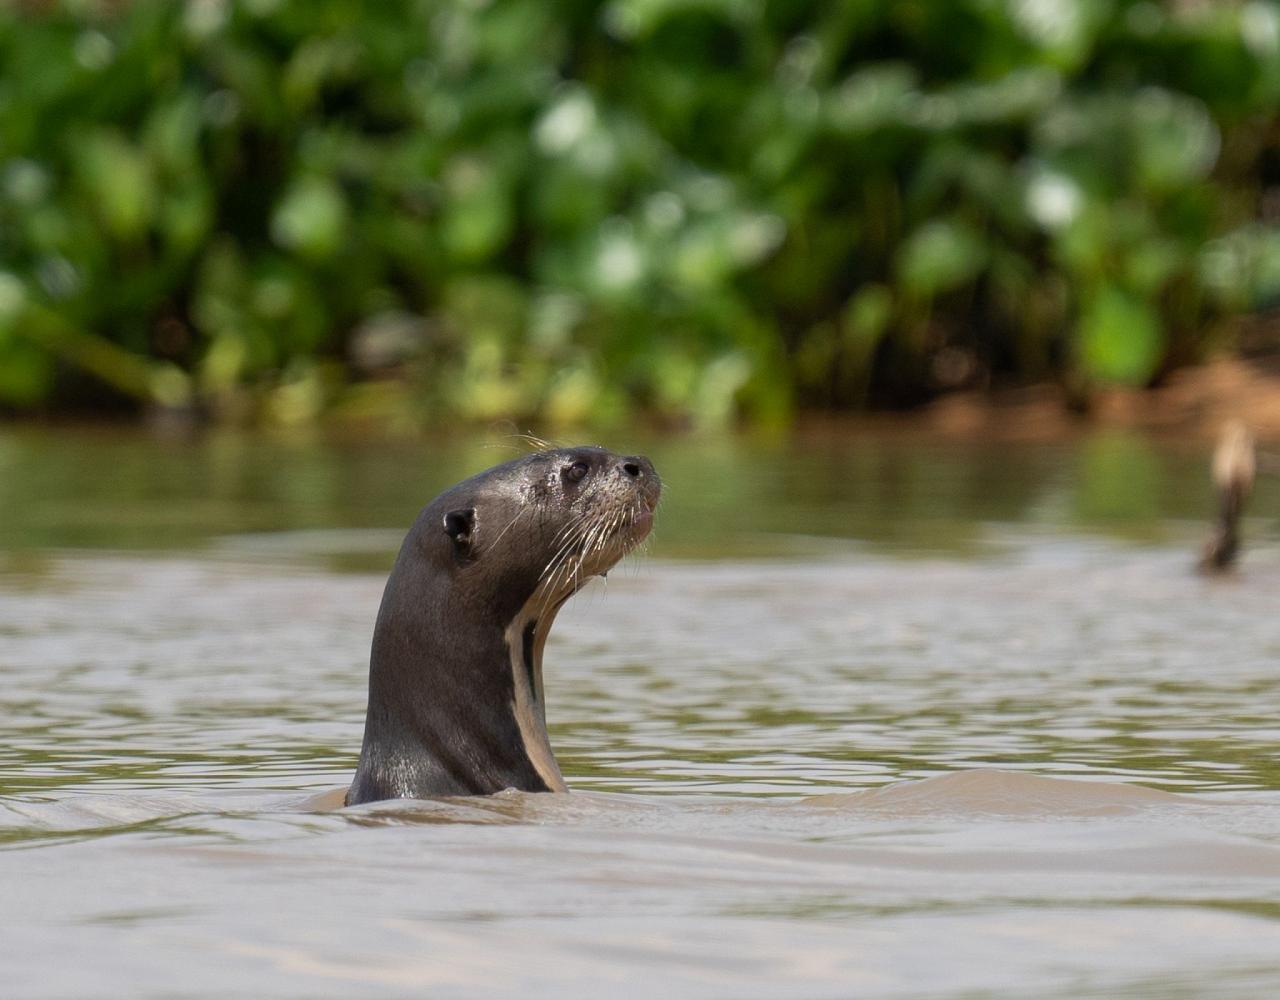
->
[347, 447, 658, 804]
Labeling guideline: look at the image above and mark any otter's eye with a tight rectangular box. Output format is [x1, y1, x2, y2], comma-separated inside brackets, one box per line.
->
[563, 461, 589, 484]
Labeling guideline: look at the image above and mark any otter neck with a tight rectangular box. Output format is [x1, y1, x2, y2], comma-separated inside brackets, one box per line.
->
[502, 593, 567, 794]
[348, 564, 568, 804]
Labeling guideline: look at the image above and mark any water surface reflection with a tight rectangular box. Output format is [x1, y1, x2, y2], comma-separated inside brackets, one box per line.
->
[2, 427, 1279, 998]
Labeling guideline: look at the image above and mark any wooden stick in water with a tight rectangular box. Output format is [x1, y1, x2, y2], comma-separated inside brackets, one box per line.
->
[1199, 420, 1255, 574]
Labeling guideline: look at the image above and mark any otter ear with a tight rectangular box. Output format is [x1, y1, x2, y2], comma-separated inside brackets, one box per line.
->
[443, 508, 475, 557]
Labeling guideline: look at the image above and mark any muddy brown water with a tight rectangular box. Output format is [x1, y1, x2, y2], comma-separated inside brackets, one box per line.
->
[2, 426, 1280, 998]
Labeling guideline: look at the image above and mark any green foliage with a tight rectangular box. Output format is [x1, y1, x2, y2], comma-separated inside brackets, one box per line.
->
[0, 0, 1277, 425]
[1079, 286, 1162, 385]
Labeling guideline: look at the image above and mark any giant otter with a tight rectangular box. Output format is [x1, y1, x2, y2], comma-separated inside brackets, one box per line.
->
[347, 446, 660, 805]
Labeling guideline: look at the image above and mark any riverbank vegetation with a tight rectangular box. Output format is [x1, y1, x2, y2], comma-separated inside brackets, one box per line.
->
[1, 0, 1278, 428]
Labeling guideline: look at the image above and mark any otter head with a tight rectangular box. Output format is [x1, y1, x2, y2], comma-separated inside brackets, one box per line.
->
[430, 446, 660, 623]
[348, 446, 660, 805]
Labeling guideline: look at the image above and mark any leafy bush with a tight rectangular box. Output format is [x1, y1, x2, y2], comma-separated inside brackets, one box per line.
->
[1, 0, 1278, 426]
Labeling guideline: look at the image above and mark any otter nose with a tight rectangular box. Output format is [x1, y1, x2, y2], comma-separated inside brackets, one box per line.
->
[618, 456, 651, 479]
[618, 454, 660, 508]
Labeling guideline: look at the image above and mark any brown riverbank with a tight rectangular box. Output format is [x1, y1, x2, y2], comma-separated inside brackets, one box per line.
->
[5, 350, 1280, 447]
[921, 354, 1280, 444]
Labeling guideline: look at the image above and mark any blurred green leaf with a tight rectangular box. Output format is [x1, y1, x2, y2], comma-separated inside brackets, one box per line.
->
[0, 273, 28, 340]
[897, 220, 988, 299]
[0, 341, 55, 406]
[73, 130, 156, 241]
[441, 156, 514, 264]
[827, 63, 917, 134]
[1130, 89, 1219, 194]
[1079, 286, 1163, 385]
[270, 175, 349, 261]
[845, 284, 893, 346]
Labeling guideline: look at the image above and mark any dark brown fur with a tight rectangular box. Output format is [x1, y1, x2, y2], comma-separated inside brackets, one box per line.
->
[347, 447, 659, 805]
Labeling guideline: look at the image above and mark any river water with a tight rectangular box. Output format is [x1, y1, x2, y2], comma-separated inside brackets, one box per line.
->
[2, 426, 1279, 998]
